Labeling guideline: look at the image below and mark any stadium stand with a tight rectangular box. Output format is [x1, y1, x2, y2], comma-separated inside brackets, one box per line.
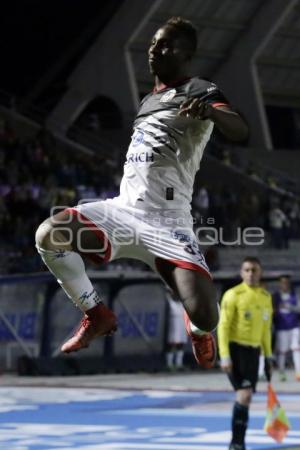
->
[0, 113, 299, 276]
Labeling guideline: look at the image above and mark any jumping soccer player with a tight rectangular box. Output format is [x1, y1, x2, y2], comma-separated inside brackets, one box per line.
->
[35, 17, 248, 367]
[218, 257, 273, 450]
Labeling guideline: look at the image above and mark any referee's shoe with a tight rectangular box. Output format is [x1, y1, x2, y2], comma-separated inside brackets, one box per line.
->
[184, 311, 216, 368]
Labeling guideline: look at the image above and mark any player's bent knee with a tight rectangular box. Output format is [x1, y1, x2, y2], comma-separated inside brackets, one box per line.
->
[194, 309, 218, 332]
[35, 218, 72, 251]
[188, 298, 219, 332]
[35, 219, 53, 250]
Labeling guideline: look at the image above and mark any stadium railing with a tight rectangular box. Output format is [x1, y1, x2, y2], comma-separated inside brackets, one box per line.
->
[1, 269, 295, 376]
[0, 270, 168, 375]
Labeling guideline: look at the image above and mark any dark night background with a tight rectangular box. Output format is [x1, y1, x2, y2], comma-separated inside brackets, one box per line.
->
[0, 0, 122, 96]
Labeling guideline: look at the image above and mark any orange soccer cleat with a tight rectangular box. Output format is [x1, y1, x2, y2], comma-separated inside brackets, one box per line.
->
[184, 311, 216, 369]
[61, 303, 117, 354]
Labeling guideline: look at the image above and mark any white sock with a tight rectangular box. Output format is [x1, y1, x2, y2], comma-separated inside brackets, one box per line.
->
[175, 350, 184, 368]
[278, 353, 286, 372]
[258, 355, 265, 377]
[190, 322, 207, 335]
[37, 247, 101, 312]
[292, 349, 300, 373]
[166, 352, 174, 368]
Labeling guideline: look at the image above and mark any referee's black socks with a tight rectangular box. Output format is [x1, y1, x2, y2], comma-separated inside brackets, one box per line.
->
[231, 401, 249, 449]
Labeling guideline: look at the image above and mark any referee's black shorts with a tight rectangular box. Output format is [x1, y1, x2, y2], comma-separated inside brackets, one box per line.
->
[228, 342, 260, 392]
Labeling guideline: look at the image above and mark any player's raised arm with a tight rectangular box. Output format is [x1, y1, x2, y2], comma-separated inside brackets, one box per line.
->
[179, 98, 248, 142]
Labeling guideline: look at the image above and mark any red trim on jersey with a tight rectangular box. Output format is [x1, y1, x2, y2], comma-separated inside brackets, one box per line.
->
[66, 208, 111, 263]
[153, 77, 191, 93]
[211, 102, 228, 108]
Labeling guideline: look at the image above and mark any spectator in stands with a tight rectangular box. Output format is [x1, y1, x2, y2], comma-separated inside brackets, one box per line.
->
[192, 185, 210, 225]
[286, 197, 300, 238]
[165, 288, 188, 371]
[268, 201, 290, 249]
[273, 275, 300, 381]
[217, 257, 273, 450]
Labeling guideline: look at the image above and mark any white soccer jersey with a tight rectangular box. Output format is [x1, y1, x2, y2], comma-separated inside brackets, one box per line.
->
[118, 77, 228, 210]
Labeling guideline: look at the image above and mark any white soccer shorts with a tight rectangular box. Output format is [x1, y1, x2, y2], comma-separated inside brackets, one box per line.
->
[66, 198, 211, 278]
[276, 327, 300, 353]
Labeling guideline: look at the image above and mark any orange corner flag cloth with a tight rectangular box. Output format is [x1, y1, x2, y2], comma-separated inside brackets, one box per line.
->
[264, 383, 290, 443]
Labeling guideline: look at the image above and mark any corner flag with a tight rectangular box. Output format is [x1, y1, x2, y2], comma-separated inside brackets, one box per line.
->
[264, 383, 290, 443]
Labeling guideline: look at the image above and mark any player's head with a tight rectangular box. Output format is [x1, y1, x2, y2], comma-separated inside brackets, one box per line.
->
[148, 17, 198, 81]
[279, 274, 291, 292]
[240, 256, 262, 286]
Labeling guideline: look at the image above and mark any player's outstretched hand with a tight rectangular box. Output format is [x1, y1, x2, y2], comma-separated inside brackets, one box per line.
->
[178, 98, 213, 120]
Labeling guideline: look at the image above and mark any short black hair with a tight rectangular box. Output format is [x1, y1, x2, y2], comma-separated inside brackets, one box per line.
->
[242, 256, 261, 266]
[164, 16, 198, 53]
[279, 274, 291, 280]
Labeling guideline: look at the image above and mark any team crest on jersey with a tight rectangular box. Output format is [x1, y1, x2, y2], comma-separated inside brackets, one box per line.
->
[132, 130, 144, 147]
[160, 89, 176, 103]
